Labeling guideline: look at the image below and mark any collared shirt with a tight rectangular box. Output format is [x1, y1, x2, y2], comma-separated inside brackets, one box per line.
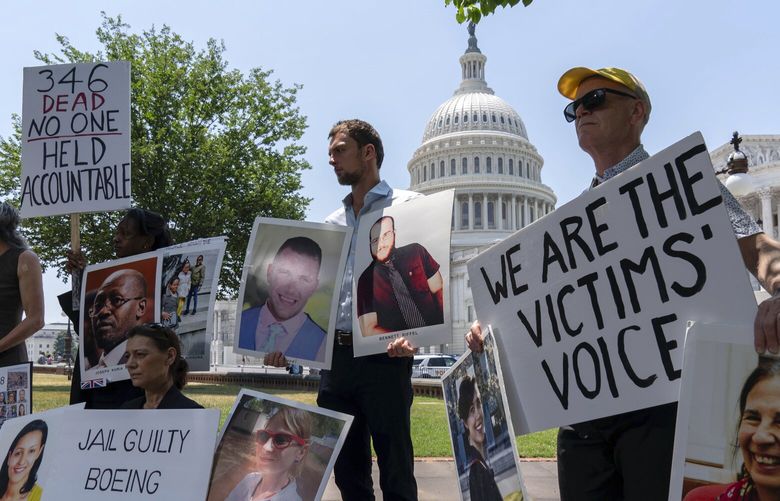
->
[326, 180, 422, 332]
[591, 145, 761, 239]
[89, 339, 128, 372]
[356, 243, 443, 331]
[254, 303, 306, 352]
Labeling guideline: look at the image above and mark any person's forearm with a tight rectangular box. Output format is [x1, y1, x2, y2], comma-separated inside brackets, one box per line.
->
[0, 316, 44, 354]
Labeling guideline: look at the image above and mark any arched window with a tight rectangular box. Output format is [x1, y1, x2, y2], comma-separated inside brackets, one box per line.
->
[430, 163, 435, 179]
[509, 158, 514, 175]
[498, 158, 503, 174]
[486, 157, 492, 173]
[461, 202, 469, 229]
[487, 202, 495, 229]
[440, 161, 445, 178]
[491, 113, 496, 123]
[482, 113, 488, 122]
[438, 118, 442, 128]
[473, 113, 478, 122]
[500, 115, 505, 124]
[464, 113, 469, 123]
[445, 116, 450, 126]
[474, 157, 480, 173]
[454, 114, 459, 124]
[451, 159, 456, 176]
[474, 201, 482, 228]
[462, 157, 468, 174]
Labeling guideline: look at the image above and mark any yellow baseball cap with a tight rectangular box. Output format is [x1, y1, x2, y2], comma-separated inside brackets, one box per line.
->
[558, 67, 651, 118]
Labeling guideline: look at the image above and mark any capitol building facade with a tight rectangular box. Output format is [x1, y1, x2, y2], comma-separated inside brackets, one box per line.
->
[407, 29, 556, 354]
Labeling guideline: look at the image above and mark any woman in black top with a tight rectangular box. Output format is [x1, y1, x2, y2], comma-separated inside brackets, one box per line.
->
[60, 208, 172, 408]
[0, 203, 44, 366]
[120, 324, 202, 409]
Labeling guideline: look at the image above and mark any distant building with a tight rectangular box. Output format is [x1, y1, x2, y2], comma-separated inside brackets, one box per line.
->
[26, 323, 67, 362]
[407, 27, 556, 353]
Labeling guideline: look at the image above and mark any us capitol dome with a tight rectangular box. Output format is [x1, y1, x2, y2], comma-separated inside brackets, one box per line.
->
[407, 25, 556, 353]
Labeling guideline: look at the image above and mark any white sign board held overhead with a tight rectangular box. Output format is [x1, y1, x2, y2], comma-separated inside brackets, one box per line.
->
[468, 132, 758, 434]
[20, 61, 131, 218]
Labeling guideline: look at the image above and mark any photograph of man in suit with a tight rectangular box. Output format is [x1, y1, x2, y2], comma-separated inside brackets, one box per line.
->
[238, 236, 326, 362]
[86, 269, 148, 372]
[357, 215, 444, 336]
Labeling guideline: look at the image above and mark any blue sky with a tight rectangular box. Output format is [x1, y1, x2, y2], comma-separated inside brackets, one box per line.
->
[3, 0, 777, 322]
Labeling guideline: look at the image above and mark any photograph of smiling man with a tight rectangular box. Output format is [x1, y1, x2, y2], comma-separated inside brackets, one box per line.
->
[234, 218, 351, 370]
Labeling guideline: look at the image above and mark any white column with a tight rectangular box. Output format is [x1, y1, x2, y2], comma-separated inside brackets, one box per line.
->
[534, 199, 540, 222]
[468, 194, 474, 230]
[523, 196, 528, 227]
[511, 196, 517, 230]
[451, 272, 460, 323]
[761, 189, 773, 235]
[482, 194, 488, 229]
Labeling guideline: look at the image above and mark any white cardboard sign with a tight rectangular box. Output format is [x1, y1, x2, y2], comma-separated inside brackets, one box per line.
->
[0, 407, 219, 500]
[20, 61, 131, 218]
[351, 190, 454, 356]
[468, 133, 757, 433]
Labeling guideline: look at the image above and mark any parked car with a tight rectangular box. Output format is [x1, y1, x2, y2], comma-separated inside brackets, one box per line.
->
[412, 354, 458, 378]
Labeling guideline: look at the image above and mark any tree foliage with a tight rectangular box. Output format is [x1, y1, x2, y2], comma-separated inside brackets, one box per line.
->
[0, 14, 311, 295]
[445, 0, 535, 24]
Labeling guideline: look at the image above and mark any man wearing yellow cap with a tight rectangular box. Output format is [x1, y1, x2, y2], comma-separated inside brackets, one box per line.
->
[468, 66, 780, 500]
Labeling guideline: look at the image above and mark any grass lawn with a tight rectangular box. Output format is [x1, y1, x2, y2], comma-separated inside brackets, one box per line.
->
[32, 373, 556, 458]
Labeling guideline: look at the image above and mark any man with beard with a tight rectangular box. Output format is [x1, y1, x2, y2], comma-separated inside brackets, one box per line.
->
[85, 269, 148, 373]
[356, 215, 443, 336]
[266, 119, 421, 500]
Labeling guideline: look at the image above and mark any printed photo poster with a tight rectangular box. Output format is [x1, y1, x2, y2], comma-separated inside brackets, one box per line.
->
[79, 252, 159, 384]
[0, 362, 33, 426]
[467, 133, 758, 434]
[668, 322, 761, 501]
[159, 237, 226, 371]
[442, 327, 526, 501]
[234, 218, 352, 370]
[20, 61, 131, 218]
[352, 190, 455, 356]
[208, 389, 353, 501]
[0, 406, 73, 501]
[0, 407, 219, 500]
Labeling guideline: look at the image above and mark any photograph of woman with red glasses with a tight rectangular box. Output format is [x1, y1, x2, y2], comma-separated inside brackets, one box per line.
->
[225, 406, 311, 501]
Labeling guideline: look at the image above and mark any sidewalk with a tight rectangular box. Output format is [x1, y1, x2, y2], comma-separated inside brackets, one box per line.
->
[322, 459, 560, 501]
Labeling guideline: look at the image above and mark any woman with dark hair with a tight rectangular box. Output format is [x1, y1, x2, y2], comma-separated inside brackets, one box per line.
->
[60, 208, 173, 409]
[120, 324, 202, 409]
[0, 419, 47, 501]
[685, 359, 780, 501]
[226, 406, 311, 501]
[457, 375, 502, 501]
[160, 277, 180, 330]
[0, 202, 44, 366]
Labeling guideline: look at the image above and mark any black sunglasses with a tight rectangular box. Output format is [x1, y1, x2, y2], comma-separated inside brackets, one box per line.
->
[564, 88, 638, 122]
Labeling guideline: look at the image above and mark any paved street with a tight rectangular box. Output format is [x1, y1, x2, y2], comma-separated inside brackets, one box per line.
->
[322, 459, 560, 501]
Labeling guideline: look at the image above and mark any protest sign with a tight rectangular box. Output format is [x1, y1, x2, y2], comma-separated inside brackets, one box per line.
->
[0, 407, 219, 500]
[442, 327, 526, 501]
[468, 133, 758, 433]
[234, 219, 351, 370]
[20, 61, 131, 218]
[0, 362, 33, 424]
[669, 322, 759, 501]
[79, 237, 226, 384]
[160, 238, 226, 371]
[209, 389, 353, 501]
[80, 252, 159, 383]
[352, 190, 454, 356]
